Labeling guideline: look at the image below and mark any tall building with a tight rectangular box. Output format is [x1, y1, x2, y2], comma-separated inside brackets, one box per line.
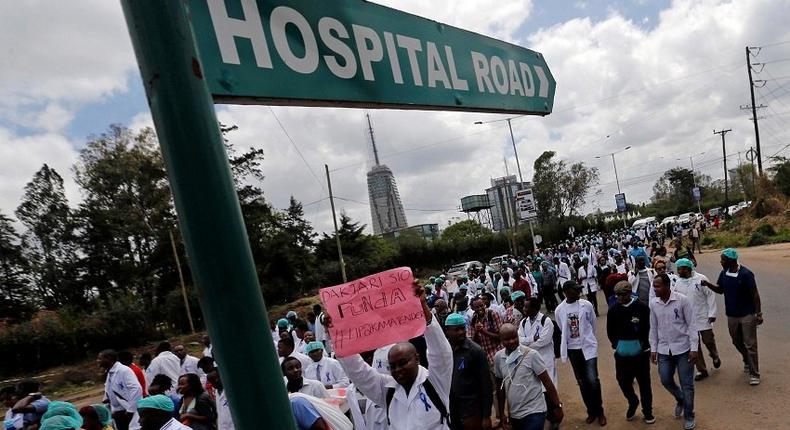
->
[366, 115, 408, 235]
[486, 175, 528, 232]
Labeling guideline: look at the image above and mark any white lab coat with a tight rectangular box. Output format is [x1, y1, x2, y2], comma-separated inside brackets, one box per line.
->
[556, 262, 572, 285]
[216, 390, 235, 430]
[518, 312, 557, 386]
[145, 351, 182, 395]
[372, 344, 394, 375]
[105, 361, 143, 413]
[339, 317, 452, 430]
[305, 356, 350, 388]
[554, 299, 598, 362]
[180, 355, 200, 375]
[279, 351, 312, 376]
[672, 272, 715, 331]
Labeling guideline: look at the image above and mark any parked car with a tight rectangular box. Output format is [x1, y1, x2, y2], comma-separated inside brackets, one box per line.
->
[677, 212, 694, 227]
[660, 216, 678, 226]
[632, 216, 656, 228]
[488, 254, 514, 272]
[446, 260, 483, 281]
[707, 207, 722, 219]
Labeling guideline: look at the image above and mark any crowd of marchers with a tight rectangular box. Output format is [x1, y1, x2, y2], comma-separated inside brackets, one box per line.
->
[4, 225, 763, 430]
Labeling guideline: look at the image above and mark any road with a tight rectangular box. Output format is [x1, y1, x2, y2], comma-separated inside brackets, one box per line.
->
[556, 243, 790, 429]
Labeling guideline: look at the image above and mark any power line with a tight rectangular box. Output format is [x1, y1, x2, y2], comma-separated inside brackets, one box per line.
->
[268, 106, 325, 189]
[333, 196, 457, 213]
[755, 40, 790, 49]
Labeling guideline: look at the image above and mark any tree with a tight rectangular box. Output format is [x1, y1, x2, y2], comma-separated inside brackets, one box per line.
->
[74, 125, 177, 309]
[533, 151, 599, 221]
[315, 213, 396, 284]
[15, 164, 79, 307]
[651, 167, 715, 213]
[0, 212, 34, 320]
[439, 220, 491, 244]
[768, 157, 790, 196]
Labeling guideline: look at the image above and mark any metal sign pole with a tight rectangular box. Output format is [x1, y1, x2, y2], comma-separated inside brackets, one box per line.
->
[120, 1, 295, 428]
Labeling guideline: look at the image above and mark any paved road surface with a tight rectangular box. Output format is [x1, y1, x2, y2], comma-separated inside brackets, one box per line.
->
[556, 244, 790, 429]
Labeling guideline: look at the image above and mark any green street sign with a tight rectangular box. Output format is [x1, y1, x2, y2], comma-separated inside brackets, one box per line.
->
[187, 0, 556, 114]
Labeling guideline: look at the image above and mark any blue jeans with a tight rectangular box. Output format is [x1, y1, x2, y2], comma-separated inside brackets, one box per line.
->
[510, 412, 546, 430]
[657, 351, 695, 419]
[567, 349, 604, 417]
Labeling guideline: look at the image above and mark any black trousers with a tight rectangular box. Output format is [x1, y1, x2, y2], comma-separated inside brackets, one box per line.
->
[614, 352, 653, 416]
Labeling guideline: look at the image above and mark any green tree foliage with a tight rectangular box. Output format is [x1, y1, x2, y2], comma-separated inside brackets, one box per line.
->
[439, 220, 491, 244]
[74, 125, 178, 309]
[15, 164, 79, 308]
[0, 212, 34, 320]
[533, 151, 599, 222]
[769, 157, 790, 196]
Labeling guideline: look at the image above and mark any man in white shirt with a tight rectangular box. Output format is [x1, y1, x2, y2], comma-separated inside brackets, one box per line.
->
[201, 335, 212, 358]
[578, 257, 600, 316]
[173, 345, 200, 376]
[555, 281, 606, 426]
[144, 342, 181, 396]
[282, 356, 330, 399]
[136, 395, 191, 430]
[519, 297, 561, 428]
[304, 341, 349, 388]
[672, 259, 720, 381]
[206, 368, 235, 430]
[649, 273, 699, 430]
[278, 337, 312, 375]
[98, 349, 143, 430]
[337, 283, 453, 430]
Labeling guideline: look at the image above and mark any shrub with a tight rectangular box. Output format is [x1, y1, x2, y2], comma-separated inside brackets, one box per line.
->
[701, 236, 715, 246]
[748, 232, 768, 247]
[754, 224, 777, 237]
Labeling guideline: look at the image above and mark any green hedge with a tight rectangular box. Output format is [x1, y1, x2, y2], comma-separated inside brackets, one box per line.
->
[0, 294, 157, 376]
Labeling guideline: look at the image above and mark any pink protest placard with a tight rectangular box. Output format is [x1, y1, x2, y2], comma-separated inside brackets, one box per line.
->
[320, 267, 426, 357]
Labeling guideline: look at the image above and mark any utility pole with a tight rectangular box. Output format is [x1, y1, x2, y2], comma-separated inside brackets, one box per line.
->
[170, 228, 195, 333]
[325, 164, 347, 282]
[689, 156, 702, 215]
[745, 47, 764, 174]
[714, 129, 732, 208]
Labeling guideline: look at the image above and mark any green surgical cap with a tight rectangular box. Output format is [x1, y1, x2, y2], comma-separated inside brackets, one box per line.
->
[435, 278, 444, 284]
[499, 286, 511, 294]
[41, 402, 82, 428]
[40, 416, 81, 430]
[277, 318, 289, 328]
[137, 394, 175, 412]
[675, 258, 694, 269]
[90, 404, 112, 427]
[510, 291, 526, 301]
[305, 341, 324, 354]
[445, 313, 466, 326]
[722, 248, 738, 260]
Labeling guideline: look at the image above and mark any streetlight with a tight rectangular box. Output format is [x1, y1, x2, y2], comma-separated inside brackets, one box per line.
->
[595, 145, 631, 227]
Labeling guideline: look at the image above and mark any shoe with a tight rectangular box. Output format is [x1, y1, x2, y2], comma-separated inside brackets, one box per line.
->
[694, 371, 709, 381]
[674, 403, 684, 418]
[750, 375, 761, 385]
[626, 404, 638, 421]
[598, 415, 607, 426]
[713, 357, 721, 369]
[644, 414, 656, 424]
[684, 418, 696, 429]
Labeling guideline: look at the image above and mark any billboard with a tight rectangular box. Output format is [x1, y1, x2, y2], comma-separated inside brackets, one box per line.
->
[516, 188, 538, 220]
[615, 193, 627, 213]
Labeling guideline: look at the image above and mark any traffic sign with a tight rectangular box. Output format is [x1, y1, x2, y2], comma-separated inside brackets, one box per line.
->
[692, 186, 701, 202]
[615, 193, 627, 213]
[515, 188, 538, 220]
[746, 148, 757, 163]
[187, 0, 556, 114]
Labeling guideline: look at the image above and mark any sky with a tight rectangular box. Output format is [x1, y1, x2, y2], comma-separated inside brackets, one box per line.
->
[1, 0, 789, 235]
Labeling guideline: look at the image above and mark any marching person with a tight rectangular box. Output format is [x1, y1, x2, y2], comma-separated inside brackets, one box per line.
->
[702, 248, 763, 385]
[145, 342, 182, 396]
[97, 349, 143, 430]
[336, 282, 453, 430]
[672, 259, 720, 381]
[649, 273, 698, 430]
[494, 324, 563, 430]
[555, 281, 606, 426]
[304, 341, 349, 389]
[518, 298, 560, 429]
[444, 313, 493, 430]
[607, 281, 654, 424]
[282, 357, 330, 399]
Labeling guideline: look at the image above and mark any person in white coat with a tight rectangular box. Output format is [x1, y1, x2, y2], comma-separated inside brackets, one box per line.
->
[672, 258, 720, 381]
[173, 345, 200, 376]
[578, 257, 600, 316]
[282, 357, 330, 399]
[304, 341, 350, 388]
[337, 283, 453, 430]
[519, 297, 561, 429]
[98, 349, 143, 430]
[555, 281, 607, 426]
[144, 342, 182, 397]
[206, 368, 235, 430]
[278, 337, 312, 376]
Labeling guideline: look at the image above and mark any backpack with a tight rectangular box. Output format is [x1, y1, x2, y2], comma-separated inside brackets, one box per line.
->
[386, 379, 449, 426]
[522, 314, 562, 359]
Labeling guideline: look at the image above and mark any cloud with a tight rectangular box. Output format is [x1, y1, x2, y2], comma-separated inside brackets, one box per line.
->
[0, 0, 135, 132]
[0, 128, 81, 220]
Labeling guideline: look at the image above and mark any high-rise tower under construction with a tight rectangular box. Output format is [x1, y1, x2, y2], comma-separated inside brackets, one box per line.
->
[365, 114, 408, 235]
